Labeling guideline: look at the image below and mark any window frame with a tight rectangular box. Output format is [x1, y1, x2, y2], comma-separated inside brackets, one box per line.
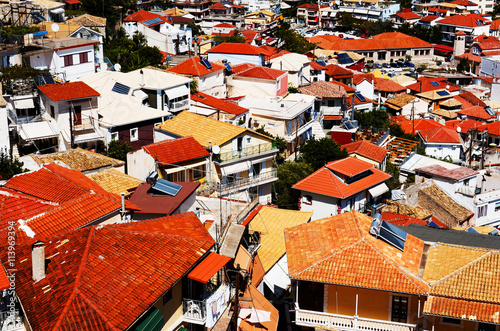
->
[79, 52, 89, 64]
[64, 54, 73, 67]
[111, 132, 119, 141]
[130, 128, 139, 142]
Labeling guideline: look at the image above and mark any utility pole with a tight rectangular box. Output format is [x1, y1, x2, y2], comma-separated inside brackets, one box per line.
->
[468, 128, 474, 168]
[481, 129, 488, 169]
[233, 272, 240, 331]
[411, 100, 415, 136]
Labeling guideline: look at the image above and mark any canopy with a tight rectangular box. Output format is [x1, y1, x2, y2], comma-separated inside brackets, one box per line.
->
[239, 308, 272, 324]
[368, 182, 389, 197]
[14, 98, 35, 109]
[19, 121, 58, 141]
[165, 85, 189, 100]
[188, 252, 230, 283]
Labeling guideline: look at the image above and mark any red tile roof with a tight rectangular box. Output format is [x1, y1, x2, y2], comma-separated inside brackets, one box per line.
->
[260, 45, 290, 59]
[382, 212, 448, 228]
[342, 140, 387, 163]
[436, 14, 490, 27]
[395, 11, 421, 20]
[168, 56, 224, 76]
[124, 9, 163, 22]
[476, 121, 500, 136]
[308, 32, 432, 51]
[191, 91, 248, 116]
[0, 263, 9, 291]
[188, 252, 230, 283]
[454, 91, 487, 108]
[353, 73, 374, 85]
[456, 106, 494, 120]
[297, 3, 328, 9]
[396, 118, 444, 134]
[1, 212, 214, 331]
[143, 136, 209, 164]
[310, 61, 325, 71]
[420, 15, 440, 23]
[457, 52, 482, 63]
[445, 118, 483, 132]
[241, 29, 259, 43]
[330, 80, 356, 92]
[234, 65, 286, 80]
[231, 62, 259, 74]
[0, 188, 54, 229]
[325, 64, 353, 78]
[128, 182, 200, 215]
[415, 164, 477, 181]
[407, 76, 457, 93]
[418, 127, 462, 143]
[38, 82, 100, 101]
[491, 18, 500, 30]
[284, 211, 428, 294]
[292, 157, 391, 198]
[210, 3, 226, 9]
[374, 78, 406, 92]
[428, 7, 449, 13]
[214, 23, 234, 28]
[208, 42, 265, 55]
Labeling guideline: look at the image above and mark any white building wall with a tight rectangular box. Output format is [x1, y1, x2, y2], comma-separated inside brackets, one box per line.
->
[127, 148, 156, 180]
[0, 106, 10, 155]
[208, 52, 264, 66]
[400, 99, 429, 116]
[198, 69, 226, 98]
[424, 143, 462, 162]
[356, 80, 374, 100]
[227, 77, 277, 98]
[298, 191, 368, 221]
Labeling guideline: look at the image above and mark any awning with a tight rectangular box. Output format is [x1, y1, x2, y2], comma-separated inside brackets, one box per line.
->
[263, 255, 290, 297]
[61, 128, 104, 144]
[135, 307, 165, 331]
[19, 121, 59, 141]
[188, 252, 230, 283]
[368, 182, 389, 197]
[164, 160, 207, 175]
[65, 0, 81, 4]
[14, 98, 34, 109]
[239, 308, 271, 323]
[133, 89, 148, 101]
[50, 7, 65, 14]
[221, 161, 250, 175]
[165, 85, 189, 100]
[0, 265, 9, 291]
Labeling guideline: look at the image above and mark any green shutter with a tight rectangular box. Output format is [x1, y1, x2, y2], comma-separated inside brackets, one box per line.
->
[135, 307, 165, 331]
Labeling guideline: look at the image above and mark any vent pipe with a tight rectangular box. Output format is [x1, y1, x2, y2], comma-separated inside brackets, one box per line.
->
[121, 192, 126, 214]
[32, 241, 46, 282]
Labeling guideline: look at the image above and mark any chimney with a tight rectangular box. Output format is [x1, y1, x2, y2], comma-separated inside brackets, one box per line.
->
[32, 241, 45, 282]
[481, 175, 486, 193]
[121, 192, 126, 214]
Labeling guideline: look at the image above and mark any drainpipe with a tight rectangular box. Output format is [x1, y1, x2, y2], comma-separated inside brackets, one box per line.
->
[121, 192, 126, 214]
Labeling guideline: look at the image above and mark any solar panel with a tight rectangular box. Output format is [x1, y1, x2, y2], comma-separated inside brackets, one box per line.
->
[34, 75, 55, 86]
[378, 220, 407, 251]
[337, 53, 354, 64]
[486, 107, 495, 116]
[112, 82, 130, 95]
[143, 17, 163, 26]
[428, 221, 440, 228]
[224, 62, 232, 71]
[355, 92, 366, 102]
[152, 178, 182, 196]
[430, 81, 439, 87]
[200, 57, 212, 70]
[436, 90, 449, 97]
[344, 121, 357, 130]
[466, 227, 479, 234]
[317, 59, 327, 66]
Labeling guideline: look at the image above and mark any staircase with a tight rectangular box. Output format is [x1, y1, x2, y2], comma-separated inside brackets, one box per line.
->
[311, 121, 325, 139]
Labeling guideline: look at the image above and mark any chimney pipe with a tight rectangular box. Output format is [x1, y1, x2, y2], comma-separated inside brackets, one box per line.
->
[121, 192, 126, 214]
[481, 175, 486, 193]
[32, 241, 45, 282]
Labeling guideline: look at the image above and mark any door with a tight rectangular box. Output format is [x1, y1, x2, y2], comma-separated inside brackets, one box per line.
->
[73, 106, 82, 125]
[391, 295, 408, 323]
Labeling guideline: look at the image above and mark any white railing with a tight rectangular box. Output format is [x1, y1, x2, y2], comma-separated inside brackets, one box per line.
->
[296, 309, 416, 331]
[0, 311, 25, 331]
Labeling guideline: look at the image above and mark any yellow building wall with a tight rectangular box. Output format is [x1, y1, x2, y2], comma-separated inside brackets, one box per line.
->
[219, 132, 273, 155]
[157, 281, 184, 331]
[425, 316, 479, 331]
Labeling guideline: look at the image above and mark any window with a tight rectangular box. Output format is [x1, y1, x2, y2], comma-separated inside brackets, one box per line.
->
[478, 205, 488, 217]
[268, 122, 275, 128]
[479, 322, 496, 331]
[391, 295, 408, 323]
[73, 106, 82, 125]
[442, 317, 461, 325]
[192, 165, 203, 180]
[163, 290, 172, 305]
[303, 195, 312, 205]
[130, 128, 138, 141]
[64, 55, 73, 66]
[79, 52, 88, 63]
[111, 132, 119, 141]
[49, 105, 55, 118]
[276, 79, 281, 91]
[495, 202, 500, 212]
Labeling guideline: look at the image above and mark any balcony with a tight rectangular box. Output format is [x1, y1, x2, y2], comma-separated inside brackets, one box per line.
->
[216, 143, 276, 163]
[0, 311, 25, 331]
[220, 168, 277, 191]
[167, 99, 189, 112]
[285, 119, 315, 143]
[182, 284, 230, 326]
[296, 308, 416, 331]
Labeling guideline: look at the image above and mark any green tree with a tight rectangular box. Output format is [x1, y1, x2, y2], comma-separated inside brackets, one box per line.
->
[299, 137, 348, 171]
[354, 110, 390, 130]
[274, 161, 314, 209]
[338, 12, 357, 30]
[213, 32, 246, 44]
[105, 140, 132, 161]
[457, 57, 470, 73]
[187, 22, 203, 36]
[276, 21, 314, 54]
[0, 153, 26, 179]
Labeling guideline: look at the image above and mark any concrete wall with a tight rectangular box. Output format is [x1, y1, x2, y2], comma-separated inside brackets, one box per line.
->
[208, 52, 264, 66]
[127, 148, 156, 180]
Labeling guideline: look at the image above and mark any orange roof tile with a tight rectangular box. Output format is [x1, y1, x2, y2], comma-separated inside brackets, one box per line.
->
[188, 252, 230, 283]
[407, 76, 456, 93]
[382, 212, 448, 228]
[342, 140, 387, 163]
[420, 15, 440, 23]
[424, 296, 500, 324]
[143, 136, 209, 165]
[331, 80, 356, 92]
[299, 80, 347, 99]
[239, 284, 279, 331]
[418, 127, 461, 143]
[38, 82, 100, 101]
[445, 118, 483, 132]
[124, 9, 163, 22]
[397, 118, 444, 134]
[284, 211, 428, 294]
[168, 56, 225, 76]
[457, 52, 482, 63]
[436, 14, 489, 28]
[292, 157, 391, 198]
[210, 3, 226, 9]
[374, 78, 406, 92]
[0, 212, 214, 331]
[477, 121, 500, 136]
[208, 42, 265, 55]
[457, 106, 494, 120]
[454, 91, 487, 108]
[353, 73, 374, 85]
[234, 65, 286, 80]
[325, 64, 353, 78]
[0, 263, 9, 291]
[0, 188, 54, 229]
[191, 91, 248, 116]
[395, 11, 421, 20]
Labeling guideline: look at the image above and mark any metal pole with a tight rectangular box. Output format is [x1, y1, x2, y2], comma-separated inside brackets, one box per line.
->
[468, 129, 474, 168]
[233, 272, 239, 331]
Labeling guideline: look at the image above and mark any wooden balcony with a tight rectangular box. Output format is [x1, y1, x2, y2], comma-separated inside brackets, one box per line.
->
[296, 308, 416, 331]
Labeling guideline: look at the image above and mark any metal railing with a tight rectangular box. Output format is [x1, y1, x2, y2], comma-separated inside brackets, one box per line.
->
[0, 311, 25, 331]
[182, 298, 206, 324]
[220, 168, 277, 191]
[169, 99, 189, 111]
[236, 194, 259, 224]
[296, 309, 416, 331]
[217, 143, 276, 163]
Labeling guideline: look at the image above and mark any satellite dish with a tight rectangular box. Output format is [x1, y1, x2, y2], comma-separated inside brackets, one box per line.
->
[457, 126, 461, 133]
[51, 23, 59, 32]
[212, 145, 220, 154]
[114, 63, 121, 72]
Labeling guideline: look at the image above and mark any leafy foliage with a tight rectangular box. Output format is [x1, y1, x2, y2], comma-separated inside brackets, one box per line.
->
[81, 0, 134, 39]
[104, 29, 163, 72]
[398, 24, 442, 44]
[0, 153, 27, 180]
[213, 32, 246, 44]
[274, 161, 314, 209]
[0, 65, 45, 83]
[276, 21, 314, 54]
[457, 57, 470, 73]
[354, 110, 390, 130]
[288, 86, 300, 94]
[187, 22, 204, 36]
[0, 25, 39, 36]
[299, 137, 348, 171]
[104, 139, 132, 161]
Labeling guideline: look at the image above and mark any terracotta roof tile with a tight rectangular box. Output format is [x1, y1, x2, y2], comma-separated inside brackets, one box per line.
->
[353, 73, 374, 85]
[424, 296, 500, 324]
[192, 92, 248, 116]
[477, 121, 500, 136]
[29, 148, 124, 172]
[0, 212, 214, 331]
[395, 11, 421, 19]
[0, 188, 54, 229]
[331, 80, 356, 92]
[407, 76, 457, 93]
[292, 157, 391, 198]
[445, 118, 483, 132]
[420, 184, 473, 222]
[456, 106, 494, 120]
[248, 206, 312, 271]
[284, 211, 428, 294]
[168, 56, 225, 76]
[454, 91, 487, 108]
[299, 81, 347, 99]
[418, 127, 462, 143]
[374, 78, 406, 92]
[143, 136, 209, 165]
[415, 164, 477, 181]
[234, 65, 286, 80]
[208, 42, 266, 55]
[88, 169, 143, 196]
[436, 14, 490, 27]
[420, 15, 440, 23]
[396, 118, 444, 134]
[124, 9, 164, 22]
[324, 64, 353, 78]
[66, 13, 106, 27]
[342, 140, 387, 163]
[38, 82, 100, 101]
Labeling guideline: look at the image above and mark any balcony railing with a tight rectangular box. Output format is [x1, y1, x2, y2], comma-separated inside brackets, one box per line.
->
[0, 311, 25, 331]
[183, 298, 206, 324]
[217, 143, 276, 163]
[296, 308, 416, 331]
[220, 168, 277, 191]
[168, 99, 189, 111]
